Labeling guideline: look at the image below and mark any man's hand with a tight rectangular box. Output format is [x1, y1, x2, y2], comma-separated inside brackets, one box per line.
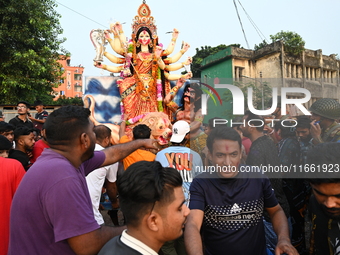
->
[266, 205, 298, 255]
[275, 238, 299, 255]
[27, 151, 33, 158]
[310, 120, 322, 144]
[143, 139, 160, 151]
[111, 200, 119, 210]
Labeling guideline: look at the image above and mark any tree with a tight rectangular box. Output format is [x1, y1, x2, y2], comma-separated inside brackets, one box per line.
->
[254, 39, 268, 51]
[270, 31, 305, 55]
[192, 44, 240, 78]
[0, 0, 67, 104]
[254, 31, 305, 56]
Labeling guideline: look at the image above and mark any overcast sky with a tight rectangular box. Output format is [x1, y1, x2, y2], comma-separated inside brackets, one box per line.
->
[55, 0, 340, 77]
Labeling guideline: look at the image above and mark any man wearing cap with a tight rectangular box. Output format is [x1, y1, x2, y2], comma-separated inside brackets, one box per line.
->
[156, 120, 203, 255]
[29, 100, 49, 130]
[309, 98, 340, 144]
[8, 126, 35, 171]
[9, 101, 33, 129]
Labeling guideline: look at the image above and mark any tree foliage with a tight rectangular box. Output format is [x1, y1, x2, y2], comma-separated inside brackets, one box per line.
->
[192, 44, 240, 78]
[33, 94, 84, 106]
[0, 0, 67, 104]
[254, 31, 305, 56]
[254, 39, 268, 51]
[270, 31, 305, 55]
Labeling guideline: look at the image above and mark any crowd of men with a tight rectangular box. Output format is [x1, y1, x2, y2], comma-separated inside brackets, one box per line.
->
[0, 95, 340, 255]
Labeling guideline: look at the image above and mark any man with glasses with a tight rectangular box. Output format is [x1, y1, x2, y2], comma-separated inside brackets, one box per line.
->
[9, 101, 33, 129]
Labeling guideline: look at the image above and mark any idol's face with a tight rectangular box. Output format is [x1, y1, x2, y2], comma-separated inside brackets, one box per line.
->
[138, 30, 151, 46]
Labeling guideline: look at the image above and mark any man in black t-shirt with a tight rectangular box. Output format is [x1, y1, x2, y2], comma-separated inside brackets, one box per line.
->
[8, 126, 35, 171]
[8, 101, 33, 129]
[184, 126, 297, 255]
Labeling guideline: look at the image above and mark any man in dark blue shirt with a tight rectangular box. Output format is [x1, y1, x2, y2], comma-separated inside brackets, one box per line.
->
[28, 100, 48, 130]
[184, 126, 297, 255]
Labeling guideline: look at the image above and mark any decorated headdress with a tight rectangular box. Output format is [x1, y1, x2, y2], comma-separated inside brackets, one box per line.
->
[132, 1, 157, 40]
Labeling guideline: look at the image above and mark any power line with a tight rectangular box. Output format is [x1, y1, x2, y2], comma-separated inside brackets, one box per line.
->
[237, 0, 268, 43]
[233, 0, 250, 49]
[56, 1, 107, 28]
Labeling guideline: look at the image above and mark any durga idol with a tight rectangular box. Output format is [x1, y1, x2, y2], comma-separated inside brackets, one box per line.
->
[90, 0, 192, 122]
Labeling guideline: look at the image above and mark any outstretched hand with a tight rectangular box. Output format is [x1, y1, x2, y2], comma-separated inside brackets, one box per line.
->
[172, 28, 179, 39]
[93, 61, 104, 69]
[104, 30, 111, 40]
[110, 22, 122, 35]
[176, 77, 186, 88]
[183, 72, 193, 79]
[155, 46, 163, 59]
[184, 57, 192, 65]
[182, 42, 190, 52]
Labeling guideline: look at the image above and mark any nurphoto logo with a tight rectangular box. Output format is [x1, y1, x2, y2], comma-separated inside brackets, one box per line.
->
[201, 84, 311, 116]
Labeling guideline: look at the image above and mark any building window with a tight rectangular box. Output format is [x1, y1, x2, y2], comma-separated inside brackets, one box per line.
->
[74, 74, 82, 81]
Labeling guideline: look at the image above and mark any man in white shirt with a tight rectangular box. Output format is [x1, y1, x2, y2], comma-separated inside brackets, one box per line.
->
[86, 125, 119, 225]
